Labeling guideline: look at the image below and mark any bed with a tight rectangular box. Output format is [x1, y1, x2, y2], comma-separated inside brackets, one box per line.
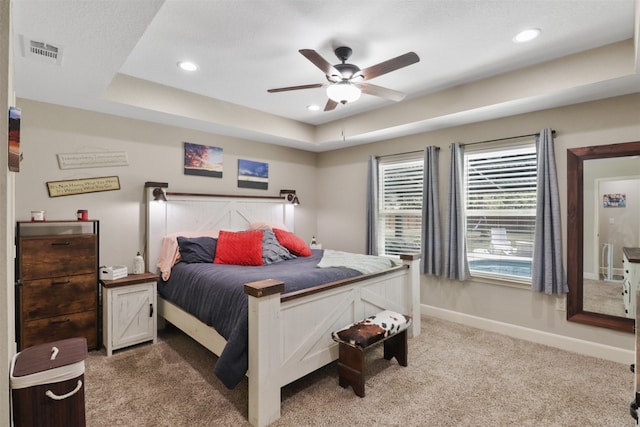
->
[145, 187, 421, 427]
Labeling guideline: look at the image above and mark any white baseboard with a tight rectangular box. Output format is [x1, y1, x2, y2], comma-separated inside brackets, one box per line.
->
[422, 305, 634, 365]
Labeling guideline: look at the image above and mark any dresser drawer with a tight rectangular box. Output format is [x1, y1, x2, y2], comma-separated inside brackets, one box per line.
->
[21, 274, 97, 321]
[21, 310, 97, 350]
[19, 235, 97, 280]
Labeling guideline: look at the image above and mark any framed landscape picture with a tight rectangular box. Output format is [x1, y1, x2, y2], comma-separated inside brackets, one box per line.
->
[238, 159, 268, 190]
[183, 142, 223, 178]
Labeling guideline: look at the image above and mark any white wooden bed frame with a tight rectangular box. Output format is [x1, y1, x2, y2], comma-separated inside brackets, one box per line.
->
[145, 187, 421, 427]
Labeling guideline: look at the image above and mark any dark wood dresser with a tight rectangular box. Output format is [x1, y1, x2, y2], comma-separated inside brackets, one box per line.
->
[16, 221, 99, 351]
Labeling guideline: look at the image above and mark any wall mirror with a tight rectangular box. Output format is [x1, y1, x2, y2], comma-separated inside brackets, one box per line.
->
[567, 140, 640, 332]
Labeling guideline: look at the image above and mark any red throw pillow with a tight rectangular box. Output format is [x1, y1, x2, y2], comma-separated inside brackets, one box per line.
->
[273, 228, 312, 257]
[214, 230, 264, 266]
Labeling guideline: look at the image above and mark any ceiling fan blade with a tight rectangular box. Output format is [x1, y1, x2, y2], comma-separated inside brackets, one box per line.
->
[324, 98, 338, 111]
[267, 83, 324, 93]
[359, 52, 420, 80]
[357, 83, 406, 102]
[299, 49, 341, 78]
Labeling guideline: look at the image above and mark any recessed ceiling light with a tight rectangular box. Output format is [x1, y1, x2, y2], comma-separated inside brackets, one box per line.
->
[513, 28, 541, 43]
[306, 104, 320, 111]
[177, 61, 198, 71]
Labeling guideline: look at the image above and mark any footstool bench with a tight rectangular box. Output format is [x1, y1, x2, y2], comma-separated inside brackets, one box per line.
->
[331, 310, 411, 397]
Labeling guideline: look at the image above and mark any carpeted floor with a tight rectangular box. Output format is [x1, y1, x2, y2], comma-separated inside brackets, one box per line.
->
[84, 316, 635, 426]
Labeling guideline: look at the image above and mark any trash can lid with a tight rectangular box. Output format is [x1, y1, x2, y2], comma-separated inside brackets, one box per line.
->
[12, 337, 87, 378]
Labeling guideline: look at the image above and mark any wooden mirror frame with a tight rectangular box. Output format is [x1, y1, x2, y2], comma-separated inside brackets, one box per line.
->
[567, 140, 640, 333]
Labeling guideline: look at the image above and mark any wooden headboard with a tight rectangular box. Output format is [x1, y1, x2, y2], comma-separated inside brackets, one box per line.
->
[145, 187, 294, 274]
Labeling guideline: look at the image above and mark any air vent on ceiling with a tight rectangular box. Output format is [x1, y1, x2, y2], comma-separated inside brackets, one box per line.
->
[20, 35, 63, 66]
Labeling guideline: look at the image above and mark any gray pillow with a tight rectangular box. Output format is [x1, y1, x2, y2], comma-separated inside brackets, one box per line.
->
[262, 229, 295, 264]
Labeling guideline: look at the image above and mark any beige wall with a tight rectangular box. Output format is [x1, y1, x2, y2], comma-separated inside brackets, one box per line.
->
[15, 100, 319, 270]
[317, 93, 640, 352]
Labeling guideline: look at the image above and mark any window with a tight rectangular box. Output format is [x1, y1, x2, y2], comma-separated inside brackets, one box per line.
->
[377, 156, 423, 256]
[464, 144, 537, 281]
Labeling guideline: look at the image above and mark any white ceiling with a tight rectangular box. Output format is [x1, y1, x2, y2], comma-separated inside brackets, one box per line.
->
[11, 0, 640, 152]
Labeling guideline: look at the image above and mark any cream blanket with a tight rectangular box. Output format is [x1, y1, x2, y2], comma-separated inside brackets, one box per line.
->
[316, 249, 397, 274]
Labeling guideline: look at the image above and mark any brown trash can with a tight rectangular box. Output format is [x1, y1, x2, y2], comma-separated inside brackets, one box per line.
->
[10, 337, 87, 427]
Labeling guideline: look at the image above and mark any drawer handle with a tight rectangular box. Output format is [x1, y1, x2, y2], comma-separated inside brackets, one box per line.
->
[45, 380, 82, 401]
[49, 318, 70, 325]
[51, 280, 71, 285]
[51, 242, 71, 246]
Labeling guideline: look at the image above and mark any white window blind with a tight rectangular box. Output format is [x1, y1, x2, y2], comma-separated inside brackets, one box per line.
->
[378, 156, 423, 256]
[465, 144, 537, 280]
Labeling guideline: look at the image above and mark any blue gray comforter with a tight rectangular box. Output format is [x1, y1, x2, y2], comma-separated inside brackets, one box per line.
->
[157, 249, 360, 389]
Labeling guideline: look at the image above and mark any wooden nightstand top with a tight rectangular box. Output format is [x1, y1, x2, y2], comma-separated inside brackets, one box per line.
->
[623, 247, 640, 264]
[101, 272, 159, 288]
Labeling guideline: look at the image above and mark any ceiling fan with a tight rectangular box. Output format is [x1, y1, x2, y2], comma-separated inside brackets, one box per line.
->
[267, 46, 420, 111]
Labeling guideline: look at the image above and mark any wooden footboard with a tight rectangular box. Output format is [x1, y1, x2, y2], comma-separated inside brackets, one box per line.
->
[243, 253, 420, 427]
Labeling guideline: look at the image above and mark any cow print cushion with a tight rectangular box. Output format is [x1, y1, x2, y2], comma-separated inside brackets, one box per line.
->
[332, 310, 411, 348]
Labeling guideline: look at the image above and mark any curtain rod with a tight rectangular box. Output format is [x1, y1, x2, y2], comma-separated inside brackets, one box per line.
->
[377, 130, 555, 159]
[376, 149, 425, 159]
[459, 129, 555, 147]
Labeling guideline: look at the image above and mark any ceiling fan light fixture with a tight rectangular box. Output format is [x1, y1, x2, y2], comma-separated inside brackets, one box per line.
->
[268, 47, 419, 111]
[326, 82, 361, 104]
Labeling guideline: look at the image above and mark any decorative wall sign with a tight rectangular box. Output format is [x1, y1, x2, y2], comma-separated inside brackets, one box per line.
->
[184, 142, 223, 178]
[8, 106, 21, 172]
[57, 151, 129, 169]
[603, 193, 626, 207]
[238, 159, 269, 190]
[47, 176, 121, 197]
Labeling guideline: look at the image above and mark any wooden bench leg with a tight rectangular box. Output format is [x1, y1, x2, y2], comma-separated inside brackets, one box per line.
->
[383, 330, 408, 366]
[337, 343, 366, 397]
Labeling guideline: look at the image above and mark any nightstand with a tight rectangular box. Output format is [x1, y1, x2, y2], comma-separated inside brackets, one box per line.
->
[101, 272, 158, 356]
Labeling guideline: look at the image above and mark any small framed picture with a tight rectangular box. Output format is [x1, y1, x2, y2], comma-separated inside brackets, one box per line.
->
[8, 106, 21, 172]
[238, 159, 268, 190]
[184, 142, 223, 178]
[603, 193, 626, 208]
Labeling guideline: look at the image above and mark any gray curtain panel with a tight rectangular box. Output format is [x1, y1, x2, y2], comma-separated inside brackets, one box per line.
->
[366, 155, 379, 255]
[422, 146, 441, 275]
[532, 129, 567, 294]
[444, 143, 470, 280]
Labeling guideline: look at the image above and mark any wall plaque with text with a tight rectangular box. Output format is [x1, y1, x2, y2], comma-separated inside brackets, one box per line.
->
[47, 176, 121, 197]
